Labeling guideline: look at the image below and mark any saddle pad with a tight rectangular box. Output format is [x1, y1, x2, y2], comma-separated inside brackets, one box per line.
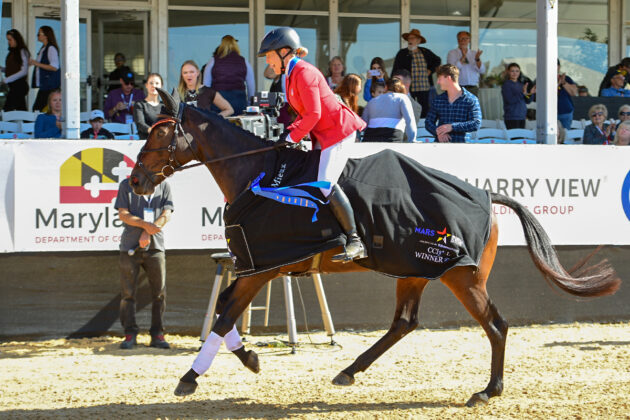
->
[224, 148, 492, 279]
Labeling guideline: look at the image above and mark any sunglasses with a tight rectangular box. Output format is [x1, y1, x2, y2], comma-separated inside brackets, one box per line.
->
[591, 112, 605, 117]
[620, 112, 630, 116]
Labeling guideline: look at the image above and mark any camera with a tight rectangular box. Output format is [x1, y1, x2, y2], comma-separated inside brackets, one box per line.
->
[368, 69, 381, 77]
[226, 91, 285, 141]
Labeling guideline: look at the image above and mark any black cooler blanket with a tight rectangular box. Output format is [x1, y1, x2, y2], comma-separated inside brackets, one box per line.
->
[224, 148, 492, 279]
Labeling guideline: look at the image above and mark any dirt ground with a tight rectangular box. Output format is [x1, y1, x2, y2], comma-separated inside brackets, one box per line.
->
[1, 322, 629, 419]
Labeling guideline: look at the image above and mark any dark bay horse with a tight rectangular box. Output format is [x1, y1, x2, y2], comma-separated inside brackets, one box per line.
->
[130, 89, 621, 407]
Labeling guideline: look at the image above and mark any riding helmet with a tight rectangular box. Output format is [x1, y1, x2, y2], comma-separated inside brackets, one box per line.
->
[257, 27, 301, 56]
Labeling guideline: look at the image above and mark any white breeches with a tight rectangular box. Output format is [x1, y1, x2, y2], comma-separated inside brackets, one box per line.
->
[316, 131, 356, 197]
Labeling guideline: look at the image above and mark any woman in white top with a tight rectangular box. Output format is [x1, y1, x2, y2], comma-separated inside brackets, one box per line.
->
[1, 29, 30, 111]
[361, 78, 417, 142]
[29, 25, 61, 112]
[326, 56, 345, 90]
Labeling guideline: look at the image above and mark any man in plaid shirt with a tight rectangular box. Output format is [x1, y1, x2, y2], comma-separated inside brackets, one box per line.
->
[426, 64, 482, 143]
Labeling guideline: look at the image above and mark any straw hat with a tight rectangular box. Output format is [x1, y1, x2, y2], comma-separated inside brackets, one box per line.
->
[402, 28, 426, 44]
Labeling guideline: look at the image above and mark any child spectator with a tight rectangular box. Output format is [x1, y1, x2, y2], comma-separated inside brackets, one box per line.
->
[81, 110, 114, 139]
[34, 89, 62, 138]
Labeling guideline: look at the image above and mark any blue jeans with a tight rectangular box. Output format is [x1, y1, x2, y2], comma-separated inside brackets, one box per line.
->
[213, 89, 248, 116]
[558, 112, 574, 130]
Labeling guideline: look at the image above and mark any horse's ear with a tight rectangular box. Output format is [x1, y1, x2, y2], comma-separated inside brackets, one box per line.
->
[157, 87, 179, 116]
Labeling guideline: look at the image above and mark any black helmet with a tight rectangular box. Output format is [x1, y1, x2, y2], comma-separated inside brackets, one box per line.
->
[257, 27, 301, 57]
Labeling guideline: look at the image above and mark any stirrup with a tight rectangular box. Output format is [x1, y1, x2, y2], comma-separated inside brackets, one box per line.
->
[332, 238, 367, 263]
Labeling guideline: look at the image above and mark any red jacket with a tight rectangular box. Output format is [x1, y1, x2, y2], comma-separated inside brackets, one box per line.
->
[286, 60, 366, 149]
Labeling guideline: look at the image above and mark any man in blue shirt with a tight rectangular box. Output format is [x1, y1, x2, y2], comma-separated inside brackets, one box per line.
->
[425, 64, 482, 143]
[600, 70, 630, 97]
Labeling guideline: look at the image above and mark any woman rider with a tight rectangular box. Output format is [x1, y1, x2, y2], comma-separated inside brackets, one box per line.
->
[259, 27, 367, 262]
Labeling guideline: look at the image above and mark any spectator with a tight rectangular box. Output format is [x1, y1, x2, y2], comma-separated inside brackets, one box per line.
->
[114, 178, 174, 350]
[29, 26, 60, 112]
[134, 73, 164, 139]
[583, 104, 613, 145]
[202, 35, 255, 115]
[179, 60, 233, 117]
[108, 53, 131, 92]
[556, 60, 578, 130]
[1, 29, 30, 111]
[501, 62, 535, 129]
[361, 77, 416, 143]
[598, 57, 630, 96]
[425, 64, 482, 143]
[326, 56, 345, 90]
[104, 71, 145, 124]
[613, 120, 630, 145]
[334, 73, 362, 114]
[577, 85, 590, 96]
[391, 68, 422, 124]
[34, 89, 62, 138]
[392, 28, 440, 118]
[370, 80, 386, 98]
[618, 104, 630, 123]
[80, 109, 114, 139]
[363, 57, 388, 102]
[600, 69, 630, 97]
[446, 31, 485, 97]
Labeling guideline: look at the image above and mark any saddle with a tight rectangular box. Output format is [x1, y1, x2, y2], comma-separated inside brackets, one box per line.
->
[224, 148, 492, 279]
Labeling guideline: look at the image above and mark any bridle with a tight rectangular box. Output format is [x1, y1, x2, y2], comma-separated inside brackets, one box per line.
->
[135, 102, 282, 186]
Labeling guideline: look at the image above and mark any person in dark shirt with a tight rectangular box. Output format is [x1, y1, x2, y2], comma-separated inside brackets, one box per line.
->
[598, 57, 630, 96]
[108, 52, 131, 92]
[80, 109, 114, 139]
[134, 73, 164, 139]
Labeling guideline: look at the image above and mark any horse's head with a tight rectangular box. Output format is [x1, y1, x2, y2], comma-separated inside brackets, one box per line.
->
[129, 88, 197, 195]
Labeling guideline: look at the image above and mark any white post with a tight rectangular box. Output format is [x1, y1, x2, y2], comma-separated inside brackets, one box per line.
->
[536, 0, 558, 144]
[61, 0, 80, 139]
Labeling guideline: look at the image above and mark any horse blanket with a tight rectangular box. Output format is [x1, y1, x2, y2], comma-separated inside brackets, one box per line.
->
[224, 148, 492, 279]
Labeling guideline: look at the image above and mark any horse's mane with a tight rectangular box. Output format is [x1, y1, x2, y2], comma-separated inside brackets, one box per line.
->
[187, 105, 279, 149]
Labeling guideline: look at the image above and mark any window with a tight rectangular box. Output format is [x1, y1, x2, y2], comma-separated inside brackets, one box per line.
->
[559, 23, 608, 94]
[339, 17, 399, 76]
[479, 22, 537, 85]
[410, 21, 470, 68]
[339, 0, 400, 15]
[411, 1, 470, 17]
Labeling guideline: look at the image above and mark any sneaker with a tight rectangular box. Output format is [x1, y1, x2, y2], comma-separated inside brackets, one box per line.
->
[150, 334, 170, 349]
[120, 334, 137, 349]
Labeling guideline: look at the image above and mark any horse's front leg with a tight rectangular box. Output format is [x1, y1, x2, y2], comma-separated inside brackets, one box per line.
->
[174, 272, 274, 396]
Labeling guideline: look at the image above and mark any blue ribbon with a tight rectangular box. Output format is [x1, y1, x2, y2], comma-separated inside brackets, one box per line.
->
[250, 172, 330, 222]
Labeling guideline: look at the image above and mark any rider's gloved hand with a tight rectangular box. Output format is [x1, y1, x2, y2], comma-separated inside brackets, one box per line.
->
[275, 131, 300, 149]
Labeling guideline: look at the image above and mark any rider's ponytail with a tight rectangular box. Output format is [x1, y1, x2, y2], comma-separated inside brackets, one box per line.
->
[295, 47, 308, 58]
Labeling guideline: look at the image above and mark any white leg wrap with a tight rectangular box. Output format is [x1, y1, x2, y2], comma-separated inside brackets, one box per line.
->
[191, 332, 223, 376]
[224, 324, 244, 351]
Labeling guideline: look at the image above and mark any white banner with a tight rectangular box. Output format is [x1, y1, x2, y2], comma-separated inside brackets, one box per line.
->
[3, 140, 630, 252]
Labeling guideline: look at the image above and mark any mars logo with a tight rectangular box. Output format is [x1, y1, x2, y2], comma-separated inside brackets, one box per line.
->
[622, 169, 630, 222]
[59, 148, 135, 203]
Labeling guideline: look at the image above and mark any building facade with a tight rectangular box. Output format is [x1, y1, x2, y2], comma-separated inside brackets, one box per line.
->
[2, 0, 629, 110]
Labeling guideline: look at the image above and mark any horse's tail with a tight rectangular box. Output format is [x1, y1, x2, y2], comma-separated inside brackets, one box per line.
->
[491, 192, 621, 297]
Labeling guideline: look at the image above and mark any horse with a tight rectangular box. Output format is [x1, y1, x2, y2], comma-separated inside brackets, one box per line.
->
[129, 88, 621, 407]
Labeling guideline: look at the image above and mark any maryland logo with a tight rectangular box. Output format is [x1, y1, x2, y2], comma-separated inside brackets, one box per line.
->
[59, 148, 135, 203]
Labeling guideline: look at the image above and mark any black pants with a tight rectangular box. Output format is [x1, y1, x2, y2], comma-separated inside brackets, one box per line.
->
[504, 119, 525, 129]
[411, 90, 430, 118]
[33, 88, 55, 112]
[119, 250, 166, 335]
[4, 78, 29, 111]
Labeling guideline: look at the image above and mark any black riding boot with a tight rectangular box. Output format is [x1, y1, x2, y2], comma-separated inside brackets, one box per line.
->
[328, 184, 367, 262]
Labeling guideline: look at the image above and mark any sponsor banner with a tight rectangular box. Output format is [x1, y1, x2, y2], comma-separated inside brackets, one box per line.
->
[6, 140, 630, 252]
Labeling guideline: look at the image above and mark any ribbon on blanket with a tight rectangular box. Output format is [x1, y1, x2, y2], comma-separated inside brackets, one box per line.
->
[250, 172, 330, 222]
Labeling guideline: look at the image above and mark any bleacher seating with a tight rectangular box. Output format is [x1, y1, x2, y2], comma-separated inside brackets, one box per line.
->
[564, 129, 584, 144]
[1, 110, 39, 123]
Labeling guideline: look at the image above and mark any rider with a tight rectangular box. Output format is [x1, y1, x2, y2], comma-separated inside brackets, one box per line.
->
[258, 27, 368, 262]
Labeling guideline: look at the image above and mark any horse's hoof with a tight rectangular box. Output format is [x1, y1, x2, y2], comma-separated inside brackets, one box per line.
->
[332, 371, 355, 386]
[174, 380, 198, 396]
[465, 392, 489, 407]
[245, 350, 260, 374]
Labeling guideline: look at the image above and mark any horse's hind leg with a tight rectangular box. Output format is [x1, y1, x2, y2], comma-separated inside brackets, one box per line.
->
[441, 218, 508, 407]
[332, 277, 430, 386]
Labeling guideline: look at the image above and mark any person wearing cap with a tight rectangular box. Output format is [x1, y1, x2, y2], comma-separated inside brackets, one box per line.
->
[392, 28, 441, 118]
[104, 70, 145, 124]
[108, 52, 131, 92]
[80, 110, 115, 139]
[600, 70, 630, 97]
[598, 57, 630, 96]
[202, 35, 255, 115]
[446, 31, 485, 97]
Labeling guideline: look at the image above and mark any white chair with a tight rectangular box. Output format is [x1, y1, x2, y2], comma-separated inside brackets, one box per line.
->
[417, 127, 432, 137]
[414, 137, 435, 143]
[0, 121, 20, 133]
[508, 138, 536, 144]
[475, 128, 507, 141]
[80, 123, 91, 132]
[564, 129, 584, 145]
[80, 111, 91, 122]
[467, 138, 508, 144]
[0, 132, 30, 139]
[570, 120, 584, 129]
[417, 118, 425, 128]
[2, 110, 39, 123]
[480, 119, 499, 129]
[506, 128, 536, 141]
[20, 122, 35, 135]
[102, 122, 133, 135]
